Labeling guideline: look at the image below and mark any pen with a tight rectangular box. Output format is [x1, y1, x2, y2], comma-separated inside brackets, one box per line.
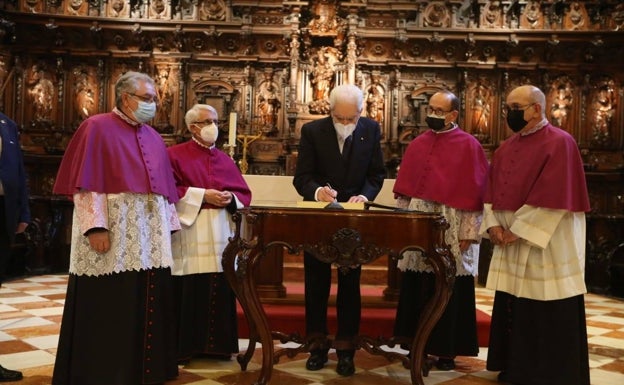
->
[326, 183, 337, 202]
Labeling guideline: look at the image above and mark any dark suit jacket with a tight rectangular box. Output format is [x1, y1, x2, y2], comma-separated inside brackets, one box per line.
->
[293, 116, 385, 202]
[0, 113, 30, 242]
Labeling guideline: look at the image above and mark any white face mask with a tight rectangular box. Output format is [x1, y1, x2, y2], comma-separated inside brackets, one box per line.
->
[132, 101, 156, 123]
[199, 123, 219, 144]
[334, 122, 356, 140]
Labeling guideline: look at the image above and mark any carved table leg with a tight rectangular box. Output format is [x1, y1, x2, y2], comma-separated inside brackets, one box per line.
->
[222, 214, 275, 385]
[409, 218, 455, 385]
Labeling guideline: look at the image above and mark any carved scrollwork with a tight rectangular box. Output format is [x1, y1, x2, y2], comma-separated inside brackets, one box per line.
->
[304, 227, 392, 275]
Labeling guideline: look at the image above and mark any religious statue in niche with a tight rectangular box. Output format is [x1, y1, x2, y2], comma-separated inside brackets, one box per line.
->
[308, 46, 340, 115]
[521, 0, 543, 29]
[256, 72, 281, 134]
[199, 0, 226, 21]
[66, 0, 87, 16]
[564, 1, 588, 30]
[149, 0, 169, 19]
[470, 84, 491, 140]
[73, 67, 96, 120]
[366, 80, 384, 125]
[108, 0, 129, 17]
[481, 0, 502, 28]
[591, 82, 616, 146]
[154, 66, 174, 131]
[611, 4, 624, 30]
[549, 83, 573, 130]
[26, 64, 54, 122]
[308, 0, 341, 35]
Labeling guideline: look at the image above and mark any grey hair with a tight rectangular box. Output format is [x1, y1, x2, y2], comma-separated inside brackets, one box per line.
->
[114, 71, 155, 109]
[329, 84, 364, 113]
[184, 104, 218, 128]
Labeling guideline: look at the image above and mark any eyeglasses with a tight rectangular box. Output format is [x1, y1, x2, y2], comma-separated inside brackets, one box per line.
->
[426, 107, 452, 116]
[128, 93, 158, 103]
[503, 103, 535, 115]
[191, 119, 217, 125]
[331, 113, 360, 124]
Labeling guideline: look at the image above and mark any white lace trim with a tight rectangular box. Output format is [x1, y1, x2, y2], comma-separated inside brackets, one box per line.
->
[397, 198, 481, 276]
[69, 192, 177, 276]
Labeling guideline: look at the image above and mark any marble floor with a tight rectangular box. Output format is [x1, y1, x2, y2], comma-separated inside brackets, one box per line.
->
[0, 274, 623, 385]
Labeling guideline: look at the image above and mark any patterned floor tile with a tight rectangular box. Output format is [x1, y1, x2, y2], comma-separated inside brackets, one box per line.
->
[0, 275, 622, 384]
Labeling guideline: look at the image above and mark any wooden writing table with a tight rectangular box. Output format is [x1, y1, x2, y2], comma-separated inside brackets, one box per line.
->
[222, 205, 455, 385]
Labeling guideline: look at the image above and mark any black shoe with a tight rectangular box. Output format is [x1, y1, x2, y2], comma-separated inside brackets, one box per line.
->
[0, 365, 22, 382]
[435, 357, 455, 371]
[305, 352, 328, 371]
[336, 356, 355, 376]
[497, 371, 516, 384]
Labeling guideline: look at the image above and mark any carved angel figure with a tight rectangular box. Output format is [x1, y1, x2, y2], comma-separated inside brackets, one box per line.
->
[550, 84, 572, 129]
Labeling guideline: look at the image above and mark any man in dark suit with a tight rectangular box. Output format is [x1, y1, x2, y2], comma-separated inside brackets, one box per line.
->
[293, 84, 385, 376]
[0, 112, 29, 382]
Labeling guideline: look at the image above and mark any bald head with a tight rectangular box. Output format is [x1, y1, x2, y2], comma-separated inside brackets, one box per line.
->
[507, 85, 546, 118]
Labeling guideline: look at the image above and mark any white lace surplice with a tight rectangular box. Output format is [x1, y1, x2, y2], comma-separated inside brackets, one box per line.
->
[396, 197, 481, 277]
[70, 191, 181, 277]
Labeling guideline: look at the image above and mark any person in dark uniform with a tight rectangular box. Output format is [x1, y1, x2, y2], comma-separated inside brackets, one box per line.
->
[0, 112, 30, 382]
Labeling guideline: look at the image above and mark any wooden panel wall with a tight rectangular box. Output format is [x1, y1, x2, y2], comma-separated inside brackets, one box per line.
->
[1, 0, 623, 295]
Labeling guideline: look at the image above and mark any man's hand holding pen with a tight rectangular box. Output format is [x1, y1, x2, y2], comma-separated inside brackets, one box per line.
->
[318, 183, 338, 202]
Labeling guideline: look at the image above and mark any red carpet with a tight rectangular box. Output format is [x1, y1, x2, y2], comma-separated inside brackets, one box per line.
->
[237, 284, 491, 347]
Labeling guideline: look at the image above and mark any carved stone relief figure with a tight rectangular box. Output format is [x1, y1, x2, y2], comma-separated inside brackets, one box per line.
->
[481, 1, 502, 28]
[26, 64, 54, 121]
[108, 0, 129, 18]
[366, 79, 384, 125]
[256, 72, 281, 134]
[73, 67, 96, 120]
[591, 82, 616, 144]
[521, 0, 543, 29]
[611, 4, 624, 31]
[66, 0, 87, 16]
[564, 1, 588, 30]
[199, 0, 226, 21]
[308, 0, 340, 35]
[549, 82, 573, 130]
[423, 2, 450, 28]
[308, 46, 340, 114]
[470, 84, 491, 138]
[149, 0, 170, 19]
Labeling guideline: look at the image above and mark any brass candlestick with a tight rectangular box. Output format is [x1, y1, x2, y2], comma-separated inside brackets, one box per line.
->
[224, 143, 236, 160]
[237, 132, 263, 174]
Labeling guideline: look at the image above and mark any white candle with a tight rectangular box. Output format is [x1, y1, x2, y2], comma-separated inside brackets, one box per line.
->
[229, 112, 237, 146]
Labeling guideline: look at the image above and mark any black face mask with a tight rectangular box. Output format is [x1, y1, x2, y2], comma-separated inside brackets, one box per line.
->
[425, 116, 447, 131]
[506, 109, 528, 132]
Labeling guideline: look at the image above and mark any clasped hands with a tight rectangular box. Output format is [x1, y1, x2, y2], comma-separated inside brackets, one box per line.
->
[318, 185, 366, 203]
[204, 189, 233, 207]
[488, 225, 518, 247]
